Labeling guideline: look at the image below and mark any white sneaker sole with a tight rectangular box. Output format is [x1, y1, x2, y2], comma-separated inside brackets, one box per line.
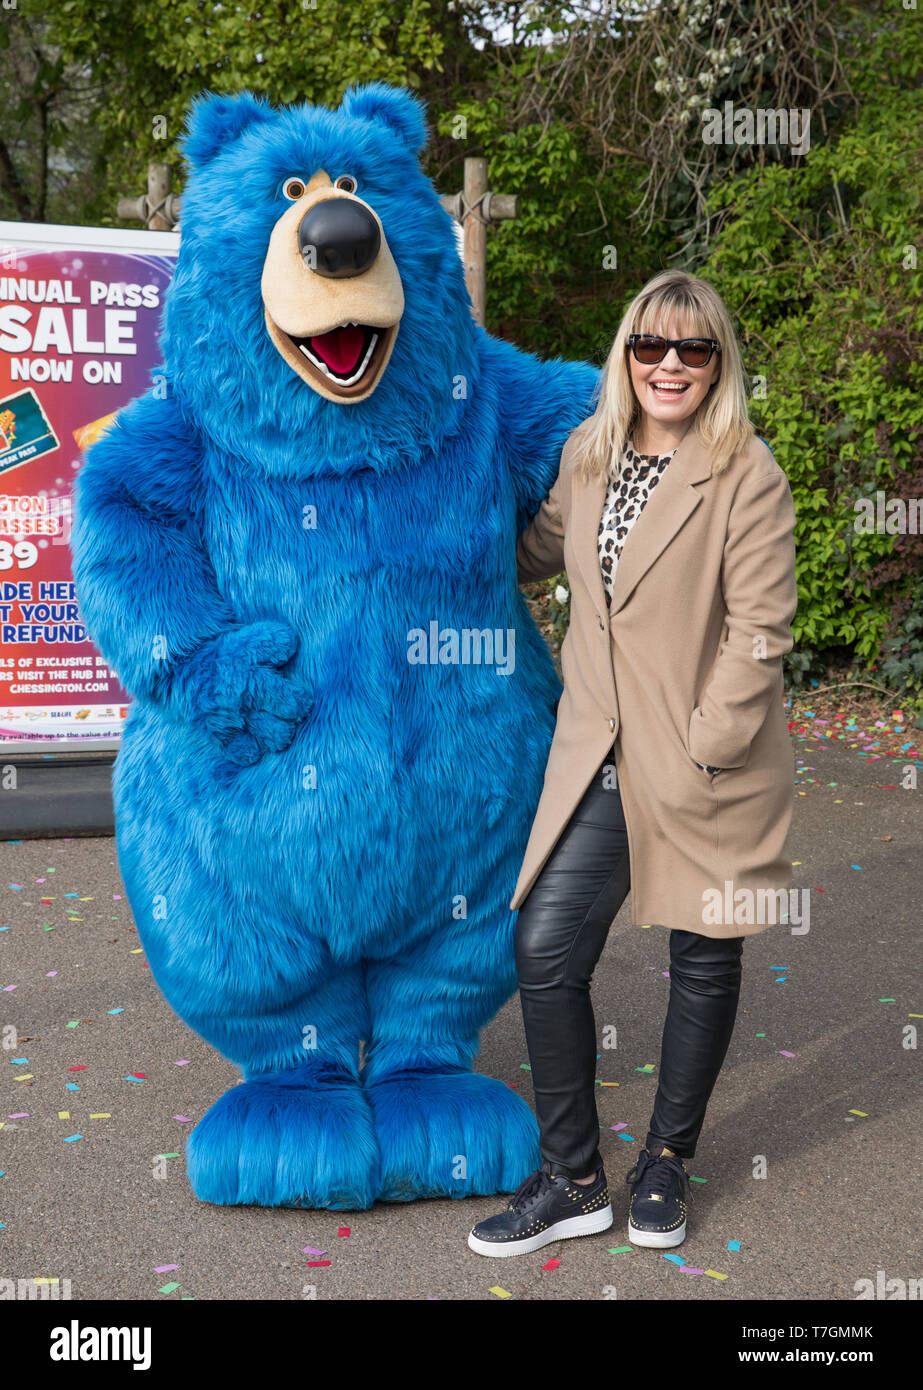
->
[467, 1203, 614, 1257]
[628, 1218, 686, 1248]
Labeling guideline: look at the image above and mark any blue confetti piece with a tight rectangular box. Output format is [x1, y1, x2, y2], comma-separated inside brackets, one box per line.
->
[775, 977, 787, 983]
[727, 1239, 741, 1251]
[62, 1134, 82, 1143]
[617, 1133, 636, 1141]
[124, 1075, 145, 1083]
[65, 1083, 80, 1092]
[663, 1252, 686, 1265]
[851, 865, 862, 870]
[107, 1008, 125, 1015]
[0, 926, 10, 932]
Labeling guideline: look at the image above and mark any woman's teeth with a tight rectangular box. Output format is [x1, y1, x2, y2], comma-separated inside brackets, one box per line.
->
[651, 381, 690, 398]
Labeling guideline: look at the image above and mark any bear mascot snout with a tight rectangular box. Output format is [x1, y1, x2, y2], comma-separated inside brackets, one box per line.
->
[70, 82, 600, 1210]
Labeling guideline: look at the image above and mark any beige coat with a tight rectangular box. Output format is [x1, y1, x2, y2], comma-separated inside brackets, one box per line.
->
[510, 427, 798, 939]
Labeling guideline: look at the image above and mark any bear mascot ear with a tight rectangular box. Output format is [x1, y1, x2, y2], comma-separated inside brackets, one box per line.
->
[179, 89, 276, 169]
[338, 82, 428, 155]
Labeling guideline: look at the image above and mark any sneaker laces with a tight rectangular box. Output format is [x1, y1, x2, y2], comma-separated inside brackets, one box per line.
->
[507, 1164, 556, 1213]
[625, 1149, 692, 1201]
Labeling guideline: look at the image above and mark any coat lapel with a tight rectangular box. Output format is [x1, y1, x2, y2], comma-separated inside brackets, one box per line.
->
[571, 427, 714, 622]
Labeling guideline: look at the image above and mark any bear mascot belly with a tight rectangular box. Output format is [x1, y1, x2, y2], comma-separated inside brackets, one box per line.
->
[70, 82, 599, 1210]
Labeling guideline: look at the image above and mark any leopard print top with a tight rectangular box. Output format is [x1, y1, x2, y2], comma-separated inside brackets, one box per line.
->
[598, 438, 676, 606]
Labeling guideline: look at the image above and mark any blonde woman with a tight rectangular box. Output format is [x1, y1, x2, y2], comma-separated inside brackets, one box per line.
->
[468, 269, 797, 1257]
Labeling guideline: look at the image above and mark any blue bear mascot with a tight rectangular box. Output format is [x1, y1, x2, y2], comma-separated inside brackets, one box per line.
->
[71, 84, 599, 1210]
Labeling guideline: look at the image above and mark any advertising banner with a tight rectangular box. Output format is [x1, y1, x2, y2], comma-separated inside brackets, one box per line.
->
[0, 221, 180, 750]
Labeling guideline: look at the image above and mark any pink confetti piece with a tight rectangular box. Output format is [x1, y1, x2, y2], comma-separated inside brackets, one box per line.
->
[175, 1060, 190, 1066]
[680, 1266, 705, 1274]
[46, 971, 58, 977]
[173, 1115, 191, 1123]
[154, 1264, 178, 1274]
[337, 1226, 350, 1237]
[779, 1050, 795, 1058]
[610, 1122, 628, 1131]
[8, 1112, 28, 1119]
[302, 1246, 326, 1257]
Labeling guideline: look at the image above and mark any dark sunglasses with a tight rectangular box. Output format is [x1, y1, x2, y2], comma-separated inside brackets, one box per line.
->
[627, 334, 721, 367]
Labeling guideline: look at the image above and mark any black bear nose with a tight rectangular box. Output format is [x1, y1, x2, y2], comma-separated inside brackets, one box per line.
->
[298, 198, 381, 278]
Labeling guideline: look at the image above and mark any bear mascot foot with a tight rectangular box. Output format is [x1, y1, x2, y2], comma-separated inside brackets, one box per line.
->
[365, 1068, 542, 1201]
[186, 1062, 380, 1210]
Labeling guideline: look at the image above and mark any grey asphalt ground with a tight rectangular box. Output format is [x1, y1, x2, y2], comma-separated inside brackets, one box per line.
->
[0, 726, 920, 1304]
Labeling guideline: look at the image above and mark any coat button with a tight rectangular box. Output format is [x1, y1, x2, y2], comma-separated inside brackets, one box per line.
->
[609, 717, 616, 731]
[598, 615, 605, 629]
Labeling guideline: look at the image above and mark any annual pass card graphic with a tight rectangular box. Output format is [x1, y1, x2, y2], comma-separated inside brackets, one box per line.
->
[0, 386, 60, 473]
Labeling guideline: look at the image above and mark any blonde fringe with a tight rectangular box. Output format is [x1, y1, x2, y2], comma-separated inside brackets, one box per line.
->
[571, 270, 755, 484]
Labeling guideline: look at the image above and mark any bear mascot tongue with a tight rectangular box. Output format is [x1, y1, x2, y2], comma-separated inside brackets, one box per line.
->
[69, 81, 600, 1213]
[309, 324, 365, 376]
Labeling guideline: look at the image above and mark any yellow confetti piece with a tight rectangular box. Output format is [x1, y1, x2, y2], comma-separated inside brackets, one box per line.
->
[89, 1113, 111, 1119]
[791, 861, 802, 865]
[848, 1109, 868, 1117]
[14, 1074, 33, 1081]
[58, 1111, 70, 1120]
[32, 1278, 59, 1284]
[489, 1286, 512, 1299]
[598, 1081, 619, 1087]
[704, 1269, 728, 1280]
[130, 949, 144, 954]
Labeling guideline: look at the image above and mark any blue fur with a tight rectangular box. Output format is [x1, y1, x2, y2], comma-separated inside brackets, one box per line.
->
[70, 86, 599, 1210]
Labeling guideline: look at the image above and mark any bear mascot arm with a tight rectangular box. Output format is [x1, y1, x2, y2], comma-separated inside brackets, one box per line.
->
[479, 333, 598, 585]
[71, 389, 313, 765]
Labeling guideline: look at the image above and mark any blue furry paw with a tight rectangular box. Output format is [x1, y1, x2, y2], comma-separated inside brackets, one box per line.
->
[186, 1067, 380, 1209]
[365, 1069, 541, 1201]
[176, 620, 313, 765]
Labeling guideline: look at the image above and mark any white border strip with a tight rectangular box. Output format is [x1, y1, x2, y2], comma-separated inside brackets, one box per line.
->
[0, 220, 180, 254]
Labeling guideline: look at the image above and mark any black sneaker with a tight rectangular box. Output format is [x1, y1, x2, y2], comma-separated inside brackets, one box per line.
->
[467, 1159, 613, 1257]
[625, 1146, 692, 1248]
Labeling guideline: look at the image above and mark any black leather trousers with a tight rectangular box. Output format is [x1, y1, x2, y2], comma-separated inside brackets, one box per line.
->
[514, 746, 744, 1179]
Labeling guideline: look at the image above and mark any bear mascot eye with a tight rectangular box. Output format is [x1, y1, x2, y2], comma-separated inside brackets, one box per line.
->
[282, 176, 307, 200]
[334, 174, 358, 194]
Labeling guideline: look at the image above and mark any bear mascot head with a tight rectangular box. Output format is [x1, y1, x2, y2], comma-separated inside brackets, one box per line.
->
[164, 82, 483, 479]
[71, 82, 600, 1211]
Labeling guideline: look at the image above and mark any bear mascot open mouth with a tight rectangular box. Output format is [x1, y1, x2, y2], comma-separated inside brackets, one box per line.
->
[262, 178, 403, 402]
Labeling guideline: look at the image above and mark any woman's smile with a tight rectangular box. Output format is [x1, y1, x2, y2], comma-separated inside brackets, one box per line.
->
[648, 377, 692, 403]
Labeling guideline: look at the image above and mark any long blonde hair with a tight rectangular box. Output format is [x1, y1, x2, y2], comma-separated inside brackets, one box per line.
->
[572, 270, 755, 482]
